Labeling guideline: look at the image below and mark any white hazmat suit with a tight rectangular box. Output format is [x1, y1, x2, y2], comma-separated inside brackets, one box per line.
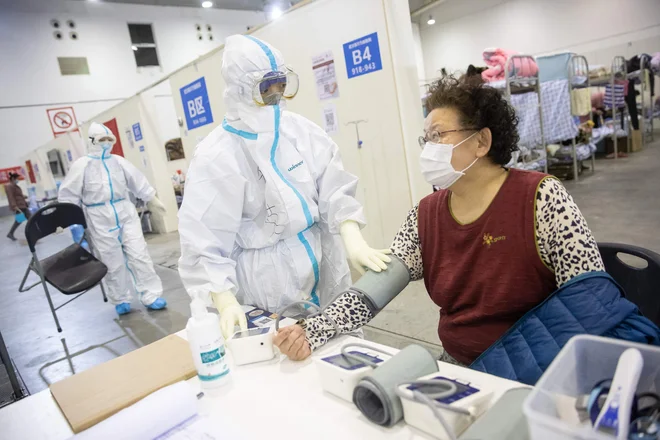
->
[59, 122, 167, 314]
[178, 35, 389, 337]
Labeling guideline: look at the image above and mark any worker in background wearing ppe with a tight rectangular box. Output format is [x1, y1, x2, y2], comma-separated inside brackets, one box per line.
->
[178, 35, 390, 338]
[59, 122, 168, 315]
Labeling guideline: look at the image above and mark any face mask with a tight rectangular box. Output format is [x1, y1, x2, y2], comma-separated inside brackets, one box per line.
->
[99, 141, 113, 150]
[419, 132, 479, 189]
[262, 91, 284, 106]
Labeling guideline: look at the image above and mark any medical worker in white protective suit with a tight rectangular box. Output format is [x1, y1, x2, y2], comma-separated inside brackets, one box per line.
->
[178, 35, 391, 338]
[58, 122, 168, 315]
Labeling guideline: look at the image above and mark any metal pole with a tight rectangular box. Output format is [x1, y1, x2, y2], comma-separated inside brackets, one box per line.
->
[611, 58, 618, 160]
[0, 331, 25, 401]
[533, 58, 547, 174]
[569, 55, 579, 181]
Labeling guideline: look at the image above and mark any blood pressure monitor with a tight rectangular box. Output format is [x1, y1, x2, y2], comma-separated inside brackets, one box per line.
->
[315, 347, 392, 402]
[397, 374, 493, 439]
[227, 327, 276, 366]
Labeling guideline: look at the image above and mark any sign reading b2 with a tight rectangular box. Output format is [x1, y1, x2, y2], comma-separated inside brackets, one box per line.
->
[343, 32, 383, 79]
[180, 77, 214, 130]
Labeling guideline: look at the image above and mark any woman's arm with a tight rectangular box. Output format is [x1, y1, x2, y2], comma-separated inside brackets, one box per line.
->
[535, 177, 604, 286]
[275, 205, 424, 355]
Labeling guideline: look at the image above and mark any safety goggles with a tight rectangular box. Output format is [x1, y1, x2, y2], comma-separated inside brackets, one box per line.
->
[248, 67, 299, 106]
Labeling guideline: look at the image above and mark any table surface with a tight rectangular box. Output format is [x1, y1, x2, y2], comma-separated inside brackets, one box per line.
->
[0, 331, 524, 440]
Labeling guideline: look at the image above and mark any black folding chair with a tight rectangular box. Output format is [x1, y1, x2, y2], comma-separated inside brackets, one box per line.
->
[598, 242, 660, 326]
[18, 203, 108, 333]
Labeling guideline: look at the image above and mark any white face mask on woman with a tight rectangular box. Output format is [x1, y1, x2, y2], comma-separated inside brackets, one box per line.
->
[419, 132, 479, 189]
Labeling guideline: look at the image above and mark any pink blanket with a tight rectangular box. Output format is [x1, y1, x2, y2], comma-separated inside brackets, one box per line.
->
[481, 48, 539, 82]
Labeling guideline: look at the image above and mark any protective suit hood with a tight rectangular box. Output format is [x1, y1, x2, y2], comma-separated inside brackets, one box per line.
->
[222, 35, 286, 133]
[87, 122, 116, 156]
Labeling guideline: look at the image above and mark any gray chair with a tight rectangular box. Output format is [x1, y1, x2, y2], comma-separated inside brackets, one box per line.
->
[19, 203, 108, 333]
[598, 242, 660, 326]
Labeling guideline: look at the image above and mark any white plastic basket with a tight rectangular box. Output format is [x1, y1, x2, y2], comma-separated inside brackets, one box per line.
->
[522, 335, 660, 440]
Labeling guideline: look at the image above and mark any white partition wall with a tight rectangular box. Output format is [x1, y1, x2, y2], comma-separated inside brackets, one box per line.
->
[168, 0, 427, 247]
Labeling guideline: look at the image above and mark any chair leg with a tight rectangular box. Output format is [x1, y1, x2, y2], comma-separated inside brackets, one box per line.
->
[33, 259, 62, 333]
[18, 265, 32, 292]
[100, 282, 108, 303]
[18, 262, 41, 293]
[42, 283, 62, 333]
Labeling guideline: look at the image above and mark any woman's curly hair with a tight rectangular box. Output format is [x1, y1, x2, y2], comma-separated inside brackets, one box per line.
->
[425, 75, 519, 165]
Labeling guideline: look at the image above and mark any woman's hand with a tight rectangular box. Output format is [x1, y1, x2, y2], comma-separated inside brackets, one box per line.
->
[273, 325, 312, 361]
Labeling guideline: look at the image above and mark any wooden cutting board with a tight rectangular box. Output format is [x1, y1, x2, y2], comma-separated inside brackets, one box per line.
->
[50, 334, 196, 433]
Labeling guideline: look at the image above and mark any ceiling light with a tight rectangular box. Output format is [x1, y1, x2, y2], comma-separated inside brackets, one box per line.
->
[202, 1, 213, 8]
[131, 45, 138, 51]
[427, 15, 436, 25]
[270, 6, 283, 19]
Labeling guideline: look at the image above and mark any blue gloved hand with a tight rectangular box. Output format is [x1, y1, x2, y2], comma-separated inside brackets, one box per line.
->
[147, 297, 167, 310]
[115, 303, 131, 315]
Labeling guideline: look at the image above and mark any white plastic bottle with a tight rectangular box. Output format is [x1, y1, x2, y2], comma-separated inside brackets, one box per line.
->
[186, 295, 230, 388]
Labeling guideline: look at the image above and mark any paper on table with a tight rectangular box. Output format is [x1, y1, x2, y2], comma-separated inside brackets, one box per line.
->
[70, 382, 197, 440]
[154, 414, 246, 440]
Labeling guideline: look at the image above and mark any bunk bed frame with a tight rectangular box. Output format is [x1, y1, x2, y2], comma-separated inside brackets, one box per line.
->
[639, 54, 654, 145]
[591, 56, 629, 159]
[567, 54, 596, 181]
[504, 54, 547, 173]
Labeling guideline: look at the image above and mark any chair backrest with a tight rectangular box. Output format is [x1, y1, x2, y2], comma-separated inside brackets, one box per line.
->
[598, 242, 660, 326]
[24, 203, 87, 252]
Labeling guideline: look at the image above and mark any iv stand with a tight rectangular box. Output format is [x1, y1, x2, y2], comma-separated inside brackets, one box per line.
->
[346, 120, 368, 149]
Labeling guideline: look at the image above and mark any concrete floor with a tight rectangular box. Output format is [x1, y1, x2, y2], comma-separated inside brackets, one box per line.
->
[1, 138, 659, 399]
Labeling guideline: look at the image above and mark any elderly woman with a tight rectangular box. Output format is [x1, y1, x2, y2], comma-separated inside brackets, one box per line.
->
[274, 75, 660, 384]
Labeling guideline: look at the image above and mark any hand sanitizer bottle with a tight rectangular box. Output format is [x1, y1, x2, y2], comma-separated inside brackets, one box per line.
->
[186, 293, 230, 388]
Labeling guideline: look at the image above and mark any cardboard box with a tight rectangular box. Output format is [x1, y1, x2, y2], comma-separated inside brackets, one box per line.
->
[50, 334, 196, 433]
[631, 129, 643, 152]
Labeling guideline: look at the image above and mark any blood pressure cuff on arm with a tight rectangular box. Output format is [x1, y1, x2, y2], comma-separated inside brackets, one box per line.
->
[299, 255, 412, 352]
[347, 254, 411, 314]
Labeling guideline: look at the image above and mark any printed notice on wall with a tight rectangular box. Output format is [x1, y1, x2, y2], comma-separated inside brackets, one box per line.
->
[322, 103, 339, 135]
[312, 51, 339, 100]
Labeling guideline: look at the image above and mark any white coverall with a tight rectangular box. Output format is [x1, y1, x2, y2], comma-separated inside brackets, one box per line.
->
[59, 123, 163, 306]
[178, 35, 366, 312]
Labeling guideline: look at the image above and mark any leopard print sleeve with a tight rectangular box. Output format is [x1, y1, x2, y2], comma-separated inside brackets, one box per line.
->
[299, 205, 424, 351]
[298, 292, 374, 351]
[390, 204, 424, 281]
[535, 177, 604, 287]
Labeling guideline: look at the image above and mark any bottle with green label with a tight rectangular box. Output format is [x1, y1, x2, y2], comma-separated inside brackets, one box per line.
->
[186, 292, 230, 388]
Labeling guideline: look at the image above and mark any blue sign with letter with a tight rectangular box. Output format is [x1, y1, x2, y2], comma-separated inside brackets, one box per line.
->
[132, 123, 143, 141]
[139, 145, 145, 152]
[343, 32, 383, 79]
[180, 77, 214, 130]
[66, 150, 72, 161]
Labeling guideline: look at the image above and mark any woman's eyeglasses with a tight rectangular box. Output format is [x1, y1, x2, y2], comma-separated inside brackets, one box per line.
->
[418, 128, 478, 147]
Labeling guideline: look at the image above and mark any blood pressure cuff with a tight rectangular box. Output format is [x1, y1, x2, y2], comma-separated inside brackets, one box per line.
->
[352, 344, 438, 427]
[348, 254, 411, 314]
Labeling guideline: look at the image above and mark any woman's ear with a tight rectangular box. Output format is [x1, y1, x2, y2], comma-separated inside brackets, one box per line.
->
[475, 128, 492, 158]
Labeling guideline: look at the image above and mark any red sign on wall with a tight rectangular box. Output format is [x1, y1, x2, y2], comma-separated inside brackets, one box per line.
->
[25, 161, 36, 184]
[103, 118, 125, 157]
[0, 166, 25, 184]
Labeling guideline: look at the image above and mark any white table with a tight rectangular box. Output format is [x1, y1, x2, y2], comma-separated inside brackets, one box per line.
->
[0, 331, 524, 440]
